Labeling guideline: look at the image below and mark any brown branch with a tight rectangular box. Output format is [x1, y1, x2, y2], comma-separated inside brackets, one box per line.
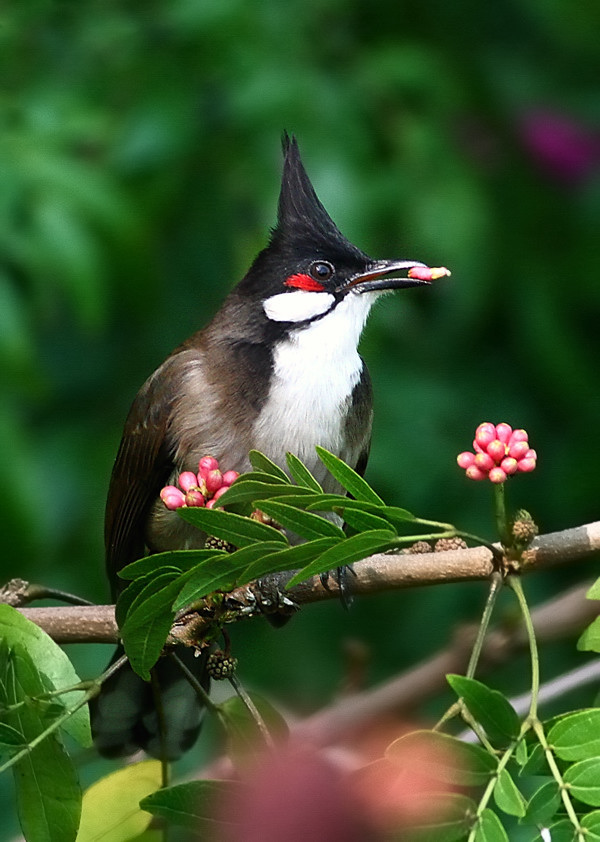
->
[13, 520, 600, 643]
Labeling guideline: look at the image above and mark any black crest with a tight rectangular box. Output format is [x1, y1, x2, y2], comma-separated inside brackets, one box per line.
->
[270, 134, 367, 264]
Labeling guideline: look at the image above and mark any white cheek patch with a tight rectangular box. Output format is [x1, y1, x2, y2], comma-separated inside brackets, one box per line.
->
[263, 290, 336, 323]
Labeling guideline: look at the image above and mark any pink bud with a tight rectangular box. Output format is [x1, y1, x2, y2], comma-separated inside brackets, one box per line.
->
[500, 457, 518, 475]
[475, 423, 496, 450]
[206, 498, 222, 509]
[473, 439, 485, 454]
[457, 452, 475, 469]
[517, 457, 537, 473]
[221, 470, 240, 486]
[509, 429, 529, 446]
[160, 486, 186, 510]
[508, 440, 530, 460]
[489, 467, 507, 483]
[205, 469, 223, 494]
[495, 423, 513, 444]
[407, 265, 451, 281]
[486, 440, 506, 462]
[466, 465, 487, 481]
[184, 489, 205, 507]
[198, 456, 220, 477]
[474, 452, 494, 472]
[178, 471, 200, 493]
[525, 449, 537, 460]
[212, 485, 229, 501]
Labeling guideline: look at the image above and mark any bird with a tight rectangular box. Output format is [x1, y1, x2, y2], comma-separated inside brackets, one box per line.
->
[91, 134, 435, 761]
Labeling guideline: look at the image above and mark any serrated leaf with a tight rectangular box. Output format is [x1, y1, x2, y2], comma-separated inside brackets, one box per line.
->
[119, 549, 224, 580]
[115, 573, 155, 628]
[172, 542, 285, 610]
[286, 529, 396, 588]
[220, 693, 289, 758]
[178, 506, 288, 546]
[249, 450, 290, 482]
[578, 617, 600, 653]
[447, 675, 520, 743]
[386, 729, 497, 786]
[315, 446, 384, 504]
[6, 645, 81, 842]
[285, 452, 323, 492]
[241, 537, 341, 582]
[0, 605, 91, 747]
[141, 780, 241, 834]
[548, 709, 600, 760]
[403, 792, 477, 841]
[563, 757, 600, 806]
[473, 808, 509, 841]
[522, 779, 560, 825]
[341, 506, 398, 534]
[493, 768, 526, 817]
[121, 571, 180, 624]
[253, 500, 345, 540]
[232, 470, 289, 486]
[121, 576, 182, 680]
[212, 480, 314, 507]
[77, 760, 162, 842]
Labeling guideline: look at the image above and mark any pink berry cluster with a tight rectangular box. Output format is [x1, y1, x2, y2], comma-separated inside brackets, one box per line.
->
[160, 456, 239, 510]
[457, 422, 537, 484]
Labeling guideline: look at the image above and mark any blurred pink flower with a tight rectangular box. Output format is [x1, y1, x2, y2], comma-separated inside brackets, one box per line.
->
[519, 109, 600, 184]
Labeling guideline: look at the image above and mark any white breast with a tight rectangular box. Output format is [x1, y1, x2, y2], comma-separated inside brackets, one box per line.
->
[254, 291, 375, 484]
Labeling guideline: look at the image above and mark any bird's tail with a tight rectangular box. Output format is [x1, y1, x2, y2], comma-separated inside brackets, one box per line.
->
[90, 646, 209, 761]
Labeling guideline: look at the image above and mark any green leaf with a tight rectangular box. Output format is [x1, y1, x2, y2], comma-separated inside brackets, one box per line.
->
[249, 450, 290, 482]
[220, 693, 288, 757]
[447, 675, 520, 743]
[514, 739, 528, 767]
[577, 617, 600, 653]
[6, 645, 81, 842]
[241, 537, 341, 582]
[0, 721, 26, 755]
[386, 729, 497, 786]
[178, 506, 288, 546]
[141, 780, 241, 834]
[121, 571, 180, 624]
[121, 576, 182, 680]
[211, 480, 314, 507]
[232, 470, 289, 486]
[548, 709, 600, 760]
[582, 811, 600, 840]
[119, 549, 224, 580]
[285, 451, 323, 492]
[253, 500, 345, 540]
[522, 779, 560, 824]
[286, 529, 396, 588]
[305, 494, 415, 524]
[531, 819, 577, 842]
[405, 793, 477, 841]
[77, 760, 162, 842]
[518, 743, 548, 776]
[0, 605, 91, 747]
[587, 578, 600, 600]
[341, 505, 398, 534]
[315, 446, 384, 504]
[115, 573, 157, 628]
[172, 542, 285, 610]
[493, 768, 526, 817]
[563, 757, 600, 806]
[473, 808, 509, 841]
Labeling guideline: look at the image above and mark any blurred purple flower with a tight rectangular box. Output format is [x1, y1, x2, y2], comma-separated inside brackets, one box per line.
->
[519, 109, 600, 184]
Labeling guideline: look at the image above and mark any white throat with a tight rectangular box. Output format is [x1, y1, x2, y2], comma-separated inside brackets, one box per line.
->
[254, 291, 376, 478]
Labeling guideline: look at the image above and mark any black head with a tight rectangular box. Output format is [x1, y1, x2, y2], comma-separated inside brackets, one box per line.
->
[235, 135, 433, 324]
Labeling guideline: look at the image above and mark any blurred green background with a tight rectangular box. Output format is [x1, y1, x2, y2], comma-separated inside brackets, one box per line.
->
[1, 0, 600, 797]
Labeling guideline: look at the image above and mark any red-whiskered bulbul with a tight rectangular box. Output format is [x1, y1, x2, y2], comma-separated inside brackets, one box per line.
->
[91, 135, 434, 759]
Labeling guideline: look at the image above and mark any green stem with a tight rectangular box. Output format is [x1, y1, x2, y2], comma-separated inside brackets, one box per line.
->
[466, 572, 503, 679]
[0, 654, 128, 776]
[228, 673, 275, 750]
[493, 483, 511, 548]
[508, 576, 539, 718]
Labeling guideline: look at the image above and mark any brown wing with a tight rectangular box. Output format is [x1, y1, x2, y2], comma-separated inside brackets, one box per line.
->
[104, 354, 187, 595]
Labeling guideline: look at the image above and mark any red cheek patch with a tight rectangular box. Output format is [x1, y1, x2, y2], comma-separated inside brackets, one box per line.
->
[284, 273, 326, 292]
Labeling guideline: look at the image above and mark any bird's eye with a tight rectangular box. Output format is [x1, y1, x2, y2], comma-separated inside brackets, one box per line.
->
[309, 261, 334, 281]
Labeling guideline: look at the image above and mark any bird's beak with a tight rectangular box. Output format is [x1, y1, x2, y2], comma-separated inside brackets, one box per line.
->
[339, 259, 436, 294]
